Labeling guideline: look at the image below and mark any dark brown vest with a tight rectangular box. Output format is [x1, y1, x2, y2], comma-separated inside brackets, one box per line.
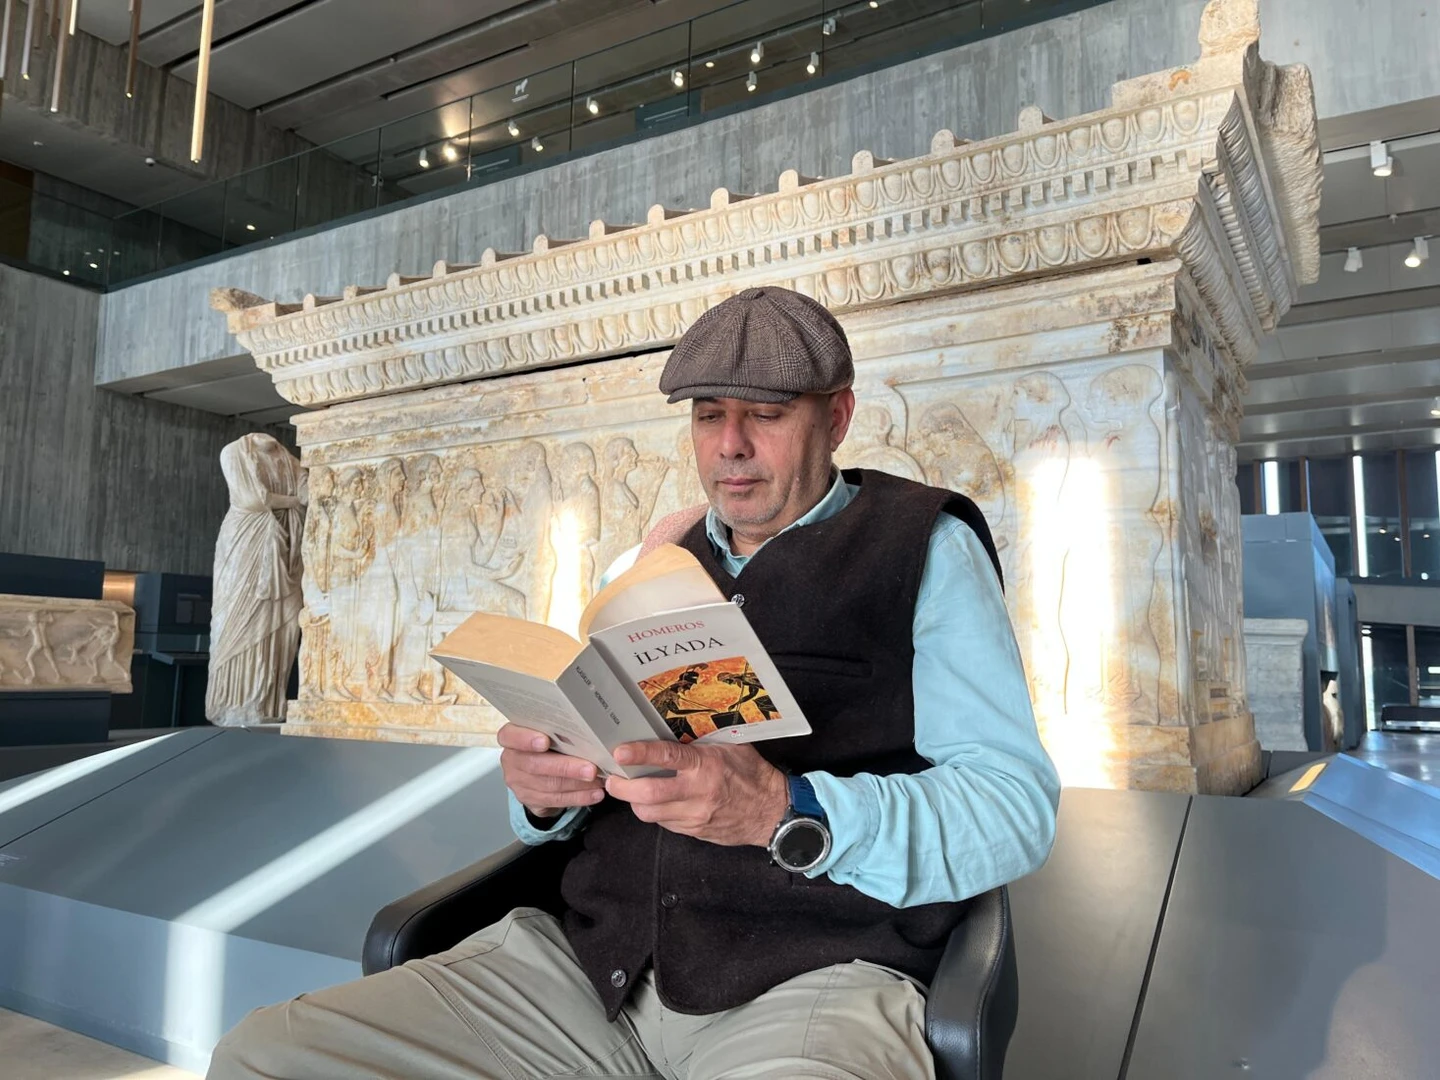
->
[560, 469, 1001, 1018]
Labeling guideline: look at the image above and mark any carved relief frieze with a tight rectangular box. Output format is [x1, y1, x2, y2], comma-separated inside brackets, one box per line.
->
[0, 596, 135, 694]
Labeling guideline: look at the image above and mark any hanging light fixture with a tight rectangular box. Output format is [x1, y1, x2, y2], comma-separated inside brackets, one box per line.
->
[746, 71, 757, 92]
[417, 146, 430, 168]
[586, 96, 599, 115]
[50, 0, 77, 113]
[67, 0, 78, 35]
[0, 0, 12, 113]
[750, 41, 763, 65]
[1343, 247, 1363, 273]
[806, 51, 819, 76]
[671, 67, 685, 88]
[441, 141, 458, 163]
[507, 119, 520, 137]
[531, 135, 543, 152]
[19, 0, 36, 80]
[1369, 140, 1393, 178]
[190, 0, 216, 162]
[1405, 236, 1429, 269]
[126, 0, 142, 99]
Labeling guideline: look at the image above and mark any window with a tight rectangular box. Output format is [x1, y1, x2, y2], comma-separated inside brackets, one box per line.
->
[1416, 629, 1440, 709]
[1354, 453, 1404, 579]
[1361, 624, 1411, 728]
[1307, 456, 1354, 577]
[1259, 459, 1305, 515]
[1406, 450, 1440, 582]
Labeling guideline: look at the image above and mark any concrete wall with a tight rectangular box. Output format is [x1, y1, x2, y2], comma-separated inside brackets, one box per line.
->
[95, 0, 1440, 387]
[0, 261, 273, 576]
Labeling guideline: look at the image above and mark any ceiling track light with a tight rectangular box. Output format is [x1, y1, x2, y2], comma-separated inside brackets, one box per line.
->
[1369, 140, 1393, 178]
[19, 0, 35, 80]
[418, 146, 430, 168]
[507, 119, 520, 138]
[531, 135, 543, 152]
[746, 71, 757, 92]
[822, 16, 836, 35]
[806, 51, 819, 76]
[750, 41, 763, 65]
[50, 0, 77, 113]
[671, 68, 685, 88]
[1343, 247, 1363, 273]
[586, 95, 599, 115]
[1405, 236, 1429, 269]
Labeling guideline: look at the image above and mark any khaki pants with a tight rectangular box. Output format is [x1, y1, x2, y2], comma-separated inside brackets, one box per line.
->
[208, 908, 934, 1080]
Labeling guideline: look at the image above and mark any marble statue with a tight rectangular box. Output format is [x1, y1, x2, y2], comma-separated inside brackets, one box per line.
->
[206, 433, 307, 725]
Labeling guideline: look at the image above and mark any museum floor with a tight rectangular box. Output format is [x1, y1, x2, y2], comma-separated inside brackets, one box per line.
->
[0, 1007, 197, 1079]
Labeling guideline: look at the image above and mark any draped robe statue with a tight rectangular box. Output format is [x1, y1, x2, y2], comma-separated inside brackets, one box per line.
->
[206, 434, 307, 725]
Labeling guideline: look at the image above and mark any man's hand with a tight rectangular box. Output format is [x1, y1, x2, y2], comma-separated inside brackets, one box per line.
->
[498, 723, 605, 819]
[605, 740, 789, 847]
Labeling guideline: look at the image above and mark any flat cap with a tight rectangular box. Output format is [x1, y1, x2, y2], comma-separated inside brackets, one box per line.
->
[658, 287, 854, 404]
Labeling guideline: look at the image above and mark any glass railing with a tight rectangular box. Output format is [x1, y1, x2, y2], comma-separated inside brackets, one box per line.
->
[6, 0, 1104, 286]
[1, 176, 119, 286]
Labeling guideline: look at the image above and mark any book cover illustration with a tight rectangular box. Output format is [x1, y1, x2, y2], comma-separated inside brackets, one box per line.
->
[638, 658, 781, 743]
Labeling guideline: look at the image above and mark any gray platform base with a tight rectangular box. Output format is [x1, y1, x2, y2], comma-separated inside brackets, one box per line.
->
[0, 727, 515, 1072]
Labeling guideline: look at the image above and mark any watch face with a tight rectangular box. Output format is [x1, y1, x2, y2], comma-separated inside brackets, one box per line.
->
[777, 819, 828, 870]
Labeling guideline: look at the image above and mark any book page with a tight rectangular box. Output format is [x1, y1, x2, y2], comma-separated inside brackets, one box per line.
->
[580, 544, 726, 639]
[589, 601, 811, 746]
[431, 613, 582, 681]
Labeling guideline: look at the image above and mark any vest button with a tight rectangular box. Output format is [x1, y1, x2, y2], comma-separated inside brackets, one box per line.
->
[610, 968, 628, 989]
[731, 593, 746, 608]
[661, 892, 679, 909]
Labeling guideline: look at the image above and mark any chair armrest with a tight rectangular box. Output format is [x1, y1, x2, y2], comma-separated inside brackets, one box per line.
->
[925, 886, 1019, 1080]
[362, 837, 577, 975]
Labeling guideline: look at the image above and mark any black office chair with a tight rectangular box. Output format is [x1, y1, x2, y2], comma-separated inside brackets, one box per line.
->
[364, 838, 1018, 1080]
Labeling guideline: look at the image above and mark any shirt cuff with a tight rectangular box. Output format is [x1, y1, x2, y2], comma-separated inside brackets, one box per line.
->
[506, 790, 589, 845]
[801, 770, 878, 879]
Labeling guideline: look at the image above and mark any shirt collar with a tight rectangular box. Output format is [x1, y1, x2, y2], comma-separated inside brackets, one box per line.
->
[704, 469, 856, 562]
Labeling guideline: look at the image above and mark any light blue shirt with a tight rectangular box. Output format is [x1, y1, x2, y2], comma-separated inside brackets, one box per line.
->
[508, 473, 1061, 907]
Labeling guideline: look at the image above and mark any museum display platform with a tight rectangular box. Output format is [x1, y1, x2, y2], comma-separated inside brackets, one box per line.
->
[1, 727, 1437, 1076]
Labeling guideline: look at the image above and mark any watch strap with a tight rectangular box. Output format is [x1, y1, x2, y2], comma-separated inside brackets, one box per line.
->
[786, 774, 826, 823]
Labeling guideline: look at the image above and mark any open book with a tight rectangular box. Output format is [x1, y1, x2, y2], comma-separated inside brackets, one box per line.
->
[430, 545, 811, 778]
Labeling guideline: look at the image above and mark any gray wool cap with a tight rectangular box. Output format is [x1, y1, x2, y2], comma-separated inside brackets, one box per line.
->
[658, 287, 854, 404]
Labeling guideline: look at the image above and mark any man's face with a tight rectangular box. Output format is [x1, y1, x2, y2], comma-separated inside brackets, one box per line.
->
[691, 389, 854, 540]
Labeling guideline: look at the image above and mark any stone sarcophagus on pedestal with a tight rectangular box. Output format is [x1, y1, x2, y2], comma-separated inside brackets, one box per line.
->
[216, 0, 1321, 794]
[0, 595, 135, 694]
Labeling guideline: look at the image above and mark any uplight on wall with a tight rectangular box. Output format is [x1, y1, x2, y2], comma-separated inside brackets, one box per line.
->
[1369, 140, 1393, 177]
[1405, 236, 1429, 269]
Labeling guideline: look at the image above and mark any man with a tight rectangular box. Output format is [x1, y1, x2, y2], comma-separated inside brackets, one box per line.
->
[209, 286, 1059, 1080]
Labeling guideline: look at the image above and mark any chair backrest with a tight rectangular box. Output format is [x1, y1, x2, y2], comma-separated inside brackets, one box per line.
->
[925, 886, 1018, 1080]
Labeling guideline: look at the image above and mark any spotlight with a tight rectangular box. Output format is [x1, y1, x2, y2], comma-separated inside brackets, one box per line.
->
[746, 71, 758, 92]
[750, 42, 764, 65]
[672, 68, 685, 88]
[869, 0, 879, 7]
[531, 136, 544, 152]
[705, 60, 715, 68]
[806, 51, 819, 76]
[1431, 398, 1440, 417]
[1405, 236, 1429, 269]
[442, 142, 459, 163]
[245, 223, 257, 232]
[822, 17, 836, 35]
[89, 262, 98, 269]
[1343, 247, 1362, 273]
[62, 269, 71, 276]
[507, 120, 520, 138]
[586, 96, 599, 115]
[418, 147, 430, 169]
[1369, 140, 1393, 178]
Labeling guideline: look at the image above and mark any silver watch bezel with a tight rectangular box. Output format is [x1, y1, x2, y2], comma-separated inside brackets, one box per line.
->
[769, 815, 832, 873]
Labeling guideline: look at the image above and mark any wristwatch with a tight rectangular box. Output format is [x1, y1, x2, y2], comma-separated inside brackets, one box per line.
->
[768, 774, 832, 873]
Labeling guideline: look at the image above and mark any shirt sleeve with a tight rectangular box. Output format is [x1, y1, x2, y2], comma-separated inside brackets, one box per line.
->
[507, 791, 591, 845]
[803, 514, 1061, 907]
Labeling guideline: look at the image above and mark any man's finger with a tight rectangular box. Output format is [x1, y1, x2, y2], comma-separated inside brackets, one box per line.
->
[513, 752, 599, 782]
[605, 774, 689, 805]
[516, 787, 605, 810]
[613, 739, 701, 770]
[497, 724, 550, 752]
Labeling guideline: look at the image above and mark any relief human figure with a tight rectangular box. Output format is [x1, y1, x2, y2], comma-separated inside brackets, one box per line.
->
[297, 465, 335, 700]
[912, 402, 1010, 578]
[329, 467, 375, 700]
[838, 403, 926, 482]
[363, 459, 406, 700]
[1083, 365, 1167, 721]
[647, 426, 708, 535]
[206, 433, 307, 725]
[600, 437, 667, 577]
[395, 455, 443, 701]
[1, 611, 61, 685]
[551, 444, 602, 604]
